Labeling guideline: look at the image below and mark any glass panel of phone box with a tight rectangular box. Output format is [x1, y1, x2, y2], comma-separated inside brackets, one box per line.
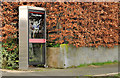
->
[29, 10, 45, 65]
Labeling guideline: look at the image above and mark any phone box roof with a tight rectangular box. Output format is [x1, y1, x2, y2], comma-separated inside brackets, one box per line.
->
[19, 6, 46, 11]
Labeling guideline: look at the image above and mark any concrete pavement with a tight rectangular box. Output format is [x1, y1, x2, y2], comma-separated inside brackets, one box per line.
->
[1, 63, 118, 76]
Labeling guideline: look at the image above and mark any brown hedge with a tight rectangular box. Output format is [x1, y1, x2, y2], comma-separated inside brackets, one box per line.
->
[1, 2, 119, 48]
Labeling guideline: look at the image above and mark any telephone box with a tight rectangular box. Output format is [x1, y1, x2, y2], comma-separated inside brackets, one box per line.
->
[19, 6, 46, 69]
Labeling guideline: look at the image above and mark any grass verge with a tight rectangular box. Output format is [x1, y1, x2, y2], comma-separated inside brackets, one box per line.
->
[76, 60, 118, 68]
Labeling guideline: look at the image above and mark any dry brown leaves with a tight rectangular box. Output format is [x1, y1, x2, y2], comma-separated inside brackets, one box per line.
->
[1, 2, 119, 48]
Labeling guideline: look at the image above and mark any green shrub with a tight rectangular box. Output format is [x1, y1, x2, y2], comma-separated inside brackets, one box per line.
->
[2, 38, 19, 70]
[47, 42, 60, 47]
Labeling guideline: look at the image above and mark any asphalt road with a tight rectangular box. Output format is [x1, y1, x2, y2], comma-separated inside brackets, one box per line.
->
[1, 63, 118, 76]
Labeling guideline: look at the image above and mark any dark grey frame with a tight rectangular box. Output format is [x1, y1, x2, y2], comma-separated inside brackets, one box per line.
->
[28, 9, 46, 65]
